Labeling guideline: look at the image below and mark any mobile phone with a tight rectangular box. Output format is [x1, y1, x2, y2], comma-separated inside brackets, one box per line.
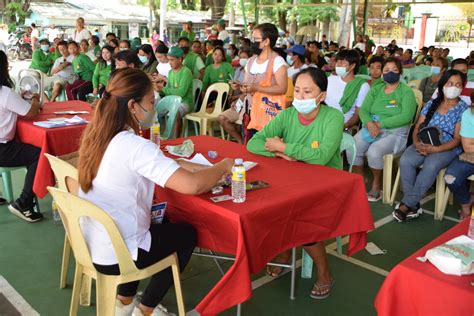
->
[246, 181, 270, 191]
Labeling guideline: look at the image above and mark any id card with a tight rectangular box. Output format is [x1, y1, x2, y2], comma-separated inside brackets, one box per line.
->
[210, 195, 233, 203]
[151, 202, 167, 224]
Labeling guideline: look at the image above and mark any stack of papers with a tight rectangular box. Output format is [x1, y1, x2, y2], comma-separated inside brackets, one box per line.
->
[54, 110, 89, 115]
[181, 153, 258, 171]
[34, 115, 88, 129]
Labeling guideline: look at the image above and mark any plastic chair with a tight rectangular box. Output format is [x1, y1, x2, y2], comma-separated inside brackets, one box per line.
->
[407, 79, 421, 90]
[47, 187, 186, 316]
[468, 69, 474, 82]
[0, 166, 40, 212]
[382, 89, 424, 204]
[44, 154, 78, 291]
[184, 82, 229, 138]
[435, 174, 474, 221]
[301, 133, 355, 279]
[155, 96, 182, 140]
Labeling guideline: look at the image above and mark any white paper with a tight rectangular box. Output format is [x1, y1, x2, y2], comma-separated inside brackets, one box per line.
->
[64, 115, 88, 125]
[54, 110, 89, 115]
[34, 115, 88, 129]
[180, 154, 258, 171]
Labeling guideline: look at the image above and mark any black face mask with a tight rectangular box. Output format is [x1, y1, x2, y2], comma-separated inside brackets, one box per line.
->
[250, 41, 262, 55]
[181, 46, 190, 54]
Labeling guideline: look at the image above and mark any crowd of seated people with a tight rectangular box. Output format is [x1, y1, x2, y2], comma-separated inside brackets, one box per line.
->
[4, 17, 474, 314]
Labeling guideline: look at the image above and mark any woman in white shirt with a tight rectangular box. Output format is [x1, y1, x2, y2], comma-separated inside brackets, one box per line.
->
[78, 68, 233, 316]
[0, 51, 42, 222]
[72, 17, 91, 43]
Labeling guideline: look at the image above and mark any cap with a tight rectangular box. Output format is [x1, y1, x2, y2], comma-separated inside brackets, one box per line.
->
[168, 46, 184, 58]
[217, 19, 226, 26]
[285, 44, 305, 57]
[187, 21, 193, 26]
[156, 44, 169, 54]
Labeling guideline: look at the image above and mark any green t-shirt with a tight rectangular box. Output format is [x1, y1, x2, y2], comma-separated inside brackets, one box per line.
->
[180, 30, 196, 42]
[202, 62, 234, 90]
[92, 62, 111, 89]
[247, 106, 344, 169]
[30, 49, 54, 74]
[162, 66, 194, 112]
[72, 53, 95, 81]
[183, 52, 205, 79]
[359, 82, 416, 129]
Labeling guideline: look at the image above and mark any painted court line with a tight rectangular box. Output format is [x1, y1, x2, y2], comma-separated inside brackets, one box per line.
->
[0, 276, 39, 316]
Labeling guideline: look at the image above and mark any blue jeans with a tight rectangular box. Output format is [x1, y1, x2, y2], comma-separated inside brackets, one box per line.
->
[445, 158, 474, 205]
[400, 145, 458, 208]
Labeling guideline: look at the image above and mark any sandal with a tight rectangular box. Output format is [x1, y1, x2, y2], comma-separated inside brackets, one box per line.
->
[310, 279, 335, 299]
[367, 190, 382, 202]
[266, 253, 291, 277]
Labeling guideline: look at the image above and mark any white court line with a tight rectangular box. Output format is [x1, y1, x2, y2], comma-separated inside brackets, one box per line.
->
[421, 209, 460, 223]
[0, 276, 39, 316]
[327, 250, 389, 276]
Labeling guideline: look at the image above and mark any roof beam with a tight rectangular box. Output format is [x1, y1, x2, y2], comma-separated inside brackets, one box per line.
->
[257, 0, 474, 8]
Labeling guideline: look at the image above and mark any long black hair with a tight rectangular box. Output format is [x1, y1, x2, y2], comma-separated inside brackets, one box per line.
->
[139, 44, 157, 66]
[0, 51, 13, 89]
[97, 45, 115, 69]
[421, 69, 466, 128]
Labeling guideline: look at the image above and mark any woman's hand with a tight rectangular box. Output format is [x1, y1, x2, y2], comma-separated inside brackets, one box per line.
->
[366, 121, 381, 138]
[154, 81, 164, 92]
[418, 143, 438, 155]
[265, 137, 286, 153]
[275, 152, 296, 161]
[92, 88, 98, 96]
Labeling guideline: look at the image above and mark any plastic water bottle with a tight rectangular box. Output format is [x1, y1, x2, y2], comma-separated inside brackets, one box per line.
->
[231, 158, 246, 203]
[150, 118, 160, 146]
[52, 200, 61, 221]
[468, 207, 474, 239]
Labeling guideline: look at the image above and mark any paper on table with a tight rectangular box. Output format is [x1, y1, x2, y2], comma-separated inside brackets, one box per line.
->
[54, 110, 89, 115]
[181, 153, 258, 171]
[34, 115, 88, 128]
[64, 115, 88, 125]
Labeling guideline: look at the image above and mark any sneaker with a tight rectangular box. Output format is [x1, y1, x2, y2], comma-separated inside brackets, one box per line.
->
[116, 299, 137, 316]
[367, 190, 382, 202]
[392, 208, 406, 223]
[406, 204, 422, 220]
[8, 201, 43, 223]
[132, 304, 176, 316]
[0, 197, 6, 205]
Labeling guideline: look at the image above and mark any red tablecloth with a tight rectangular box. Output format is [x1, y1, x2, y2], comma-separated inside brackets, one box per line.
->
[156, 136, 375, 315]
[15, 101, 92, 198]
[375, 219, 474, 316]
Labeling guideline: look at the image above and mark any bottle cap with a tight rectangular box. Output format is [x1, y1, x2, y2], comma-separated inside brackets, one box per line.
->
[235, 158, 243, 165]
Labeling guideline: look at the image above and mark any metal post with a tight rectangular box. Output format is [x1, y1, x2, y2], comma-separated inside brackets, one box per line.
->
[289, 247, 296, 300]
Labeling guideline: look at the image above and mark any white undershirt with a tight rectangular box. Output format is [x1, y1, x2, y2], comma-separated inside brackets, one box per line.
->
[157, 62, 172, 78]
[78, 130, 180, 265]
[325, 75, 370, 123]
[246, 56, 287, 76]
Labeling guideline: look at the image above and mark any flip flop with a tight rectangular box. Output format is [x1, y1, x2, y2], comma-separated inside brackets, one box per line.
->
[310, 279, 335, 299]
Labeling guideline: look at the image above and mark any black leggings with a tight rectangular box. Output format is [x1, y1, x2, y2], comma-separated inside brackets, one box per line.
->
[0, 140, 40, 207]
[94, 222, 196, 308]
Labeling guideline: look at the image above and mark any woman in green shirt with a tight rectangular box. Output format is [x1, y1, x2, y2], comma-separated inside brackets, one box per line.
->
[138, 44, 158, 74]
[248, 67, 343, 299]
[65, 41, 95, 101]
[350, 57, 417, 202]
[92, 45, 114, 96]
[202, 47, 234, 91]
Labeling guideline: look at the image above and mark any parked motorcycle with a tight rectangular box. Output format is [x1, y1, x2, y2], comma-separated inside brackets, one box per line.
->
[7, 30, 32, 61]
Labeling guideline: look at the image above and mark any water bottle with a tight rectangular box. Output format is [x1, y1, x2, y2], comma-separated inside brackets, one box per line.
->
[468, 207, 474, 239]
[52, 200, 61, 221]
[150, 118, 160, 146]
[231, 158, 246, 203]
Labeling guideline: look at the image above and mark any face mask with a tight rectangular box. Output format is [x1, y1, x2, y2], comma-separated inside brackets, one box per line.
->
[250, 41, 262, 55]
[239, 58, 248, 67]
[443, 86, 462, 99]
[292, 93, 322, 114]
[138, 55, 149, 64]
[181, 46, 189, 54]
[383, 71, 400, 84]
[286, 55, 294, 66]
[335, 66, 348, 78]
[41, 45, 49, 53]
[431, 66, 441, 75]
[135, 103, 157, 129]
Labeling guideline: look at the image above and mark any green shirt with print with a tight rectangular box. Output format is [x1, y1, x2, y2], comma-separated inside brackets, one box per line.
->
[162, 66, 194, 112]
[30, 49, 54, 74]
[247, 106, 344, 169]
[202, 62, 234, 90]
[359, 82, 416, 129]
[72, 53, 95, 81]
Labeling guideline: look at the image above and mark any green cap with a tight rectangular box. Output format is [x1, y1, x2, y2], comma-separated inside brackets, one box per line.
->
[168, 46, 184, 58]
[187, 21, 193, 26]
[217, 19, 226, 26]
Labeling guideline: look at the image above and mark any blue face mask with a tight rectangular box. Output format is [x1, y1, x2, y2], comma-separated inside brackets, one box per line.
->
[431, 66, 441, 75]
[286, 55, 294, 66]
[41, 45, 49, 53]
[383, 71, 400, 84]
[335, 66, 348, 78]
[292, 93, 322, 114]
[138, 55, 149, 64]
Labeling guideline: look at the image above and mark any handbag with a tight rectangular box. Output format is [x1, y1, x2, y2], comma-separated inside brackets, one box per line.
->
[459, 152, 474, 164]
[418, 126, 443, 146]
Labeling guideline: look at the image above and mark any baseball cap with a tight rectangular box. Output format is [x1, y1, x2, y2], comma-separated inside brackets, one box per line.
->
[168, 46, 184, 58]
[285, 44, 305, 57]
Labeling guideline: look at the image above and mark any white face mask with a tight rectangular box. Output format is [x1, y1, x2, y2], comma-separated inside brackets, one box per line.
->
[443, 86, 462, 100]
[292, 93, 322, 114]
[135, 102, 157, 129]
[335, 66, 348, 78]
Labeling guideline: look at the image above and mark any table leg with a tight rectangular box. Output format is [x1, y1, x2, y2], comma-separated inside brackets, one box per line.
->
[79, 275, 92, 306]
[289, 247, 296, 300]
[237, 303, 241, 316]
